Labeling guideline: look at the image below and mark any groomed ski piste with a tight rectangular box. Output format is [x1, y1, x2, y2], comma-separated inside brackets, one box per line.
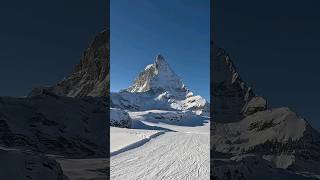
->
[110, 111, 210, 180]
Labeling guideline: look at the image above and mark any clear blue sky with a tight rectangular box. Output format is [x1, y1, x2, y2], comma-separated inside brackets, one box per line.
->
[110, 0, 210, 100]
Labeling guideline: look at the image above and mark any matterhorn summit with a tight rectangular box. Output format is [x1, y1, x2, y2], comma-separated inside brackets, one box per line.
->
[127, 54, 184, 93]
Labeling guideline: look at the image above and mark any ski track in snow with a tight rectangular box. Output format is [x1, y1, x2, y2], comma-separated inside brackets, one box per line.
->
[110, 121, 210, 180]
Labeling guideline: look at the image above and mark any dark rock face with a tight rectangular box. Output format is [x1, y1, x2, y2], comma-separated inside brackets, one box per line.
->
[29, 30, 109, 98]
[212, 47, 266, 123]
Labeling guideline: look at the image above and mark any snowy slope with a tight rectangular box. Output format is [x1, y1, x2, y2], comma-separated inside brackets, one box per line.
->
[111, 118, 210, 180]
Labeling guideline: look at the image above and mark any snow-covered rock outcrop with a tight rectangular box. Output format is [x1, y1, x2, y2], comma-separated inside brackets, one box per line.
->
[110, 108, 132, 128]
[111, 54, 209, 117]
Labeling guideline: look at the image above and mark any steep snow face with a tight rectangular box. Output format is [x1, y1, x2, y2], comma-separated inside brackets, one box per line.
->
[127, 54, 184, 93]
[29, 30, 109, 98]
[111, 54, 209, 116]
[212, 48, 266, 123]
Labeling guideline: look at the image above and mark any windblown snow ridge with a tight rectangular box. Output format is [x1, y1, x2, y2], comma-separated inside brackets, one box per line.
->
[110, 131, 165, 157]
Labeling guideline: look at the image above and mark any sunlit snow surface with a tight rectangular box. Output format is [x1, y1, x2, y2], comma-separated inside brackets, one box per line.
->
[110, 110, 210, 180]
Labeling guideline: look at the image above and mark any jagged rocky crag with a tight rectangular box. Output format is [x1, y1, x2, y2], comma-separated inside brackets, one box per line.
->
[0, 30, 109, 179]
[211, 47, 320, 179]
[110, 55, 210, 128]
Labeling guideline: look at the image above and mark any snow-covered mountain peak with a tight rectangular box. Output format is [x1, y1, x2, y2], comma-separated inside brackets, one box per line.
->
[112, 54, 210, 116]
[127, 54, 184, 93]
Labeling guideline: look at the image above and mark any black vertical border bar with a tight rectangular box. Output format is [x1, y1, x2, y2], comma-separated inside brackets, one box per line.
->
[105, 0, 110, 179]
[210, 0, 215, 178]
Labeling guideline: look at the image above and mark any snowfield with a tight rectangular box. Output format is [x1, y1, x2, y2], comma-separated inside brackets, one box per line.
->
[110, 116, 210, 180]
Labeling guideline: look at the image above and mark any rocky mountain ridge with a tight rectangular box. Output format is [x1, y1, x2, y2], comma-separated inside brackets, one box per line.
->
[211, 47, 320, 179]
